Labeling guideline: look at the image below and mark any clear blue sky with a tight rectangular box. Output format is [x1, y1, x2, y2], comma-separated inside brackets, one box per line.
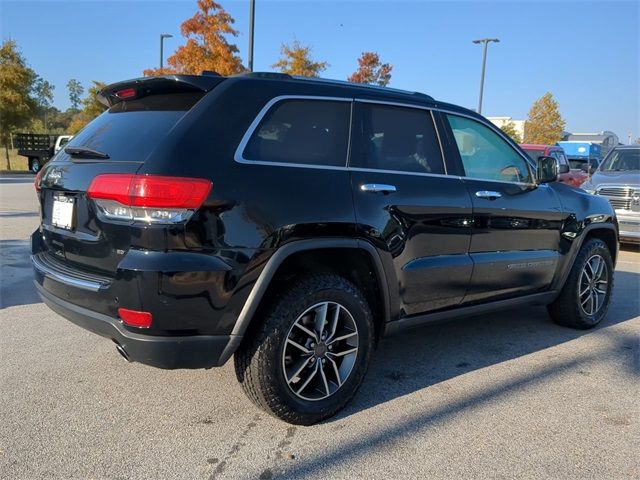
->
[2, 0, 638, 141]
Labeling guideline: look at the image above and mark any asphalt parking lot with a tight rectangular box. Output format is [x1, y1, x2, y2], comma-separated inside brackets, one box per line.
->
[0, 174, 638, 480]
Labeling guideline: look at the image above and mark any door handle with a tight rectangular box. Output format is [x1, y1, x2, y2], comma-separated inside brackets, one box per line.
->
[475, 190, 502, 200]
[360, 183, 397, 194]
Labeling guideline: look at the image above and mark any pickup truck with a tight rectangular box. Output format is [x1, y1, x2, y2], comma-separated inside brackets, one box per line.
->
[15, 133, 73, 173]
[556, 141, 602, 174]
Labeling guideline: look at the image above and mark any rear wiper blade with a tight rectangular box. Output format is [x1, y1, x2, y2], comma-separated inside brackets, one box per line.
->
[65, 146, 110, 159]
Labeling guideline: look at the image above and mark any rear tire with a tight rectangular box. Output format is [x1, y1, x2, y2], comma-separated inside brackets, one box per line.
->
[548, 238, 614, 329]
[234, 274, 374, 425]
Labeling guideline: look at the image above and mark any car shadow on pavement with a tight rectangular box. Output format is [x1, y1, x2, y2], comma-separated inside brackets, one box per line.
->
[0, 239, 40, 309]
[273, 269, 638, 478]
[352, 268, 639, 417]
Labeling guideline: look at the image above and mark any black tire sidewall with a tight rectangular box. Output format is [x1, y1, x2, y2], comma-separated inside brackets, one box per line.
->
[264, 279, 373, 420]
[568, 239, 614, 327]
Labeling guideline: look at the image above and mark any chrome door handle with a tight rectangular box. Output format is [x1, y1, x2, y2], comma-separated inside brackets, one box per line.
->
[360, 183, 397, 194]
[475, 190, 502, 200]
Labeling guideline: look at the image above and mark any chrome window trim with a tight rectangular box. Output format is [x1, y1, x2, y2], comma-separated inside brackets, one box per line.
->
[348, 166, 455, 180]
[233, 95, 353, 169]
[232, 94, 540, 188]
[354, 98, 433, 110]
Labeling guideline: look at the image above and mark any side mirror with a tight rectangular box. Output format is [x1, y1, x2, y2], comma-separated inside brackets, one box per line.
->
[559, 164, 570, 174]
[536, 156, 558, 183]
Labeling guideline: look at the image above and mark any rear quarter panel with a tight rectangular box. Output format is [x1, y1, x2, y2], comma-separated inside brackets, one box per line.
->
[135, 79, 358, 333]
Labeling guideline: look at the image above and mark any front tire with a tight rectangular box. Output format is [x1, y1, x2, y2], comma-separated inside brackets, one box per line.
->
[548, 238, 614, 329]
[234, 274, 374, 425]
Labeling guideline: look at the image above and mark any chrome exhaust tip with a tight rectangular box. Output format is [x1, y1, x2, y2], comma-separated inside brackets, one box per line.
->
[115, 343, 131, 362]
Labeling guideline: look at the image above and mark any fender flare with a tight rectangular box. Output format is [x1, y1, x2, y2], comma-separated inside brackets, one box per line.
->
[230, 238, 391, 338]
[552, 222, 618, 292]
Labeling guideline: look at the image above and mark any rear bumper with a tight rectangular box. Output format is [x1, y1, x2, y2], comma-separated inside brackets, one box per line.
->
[34, 281, 241, 369]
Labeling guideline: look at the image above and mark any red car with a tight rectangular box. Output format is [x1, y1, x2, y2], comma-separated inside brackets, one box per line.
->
[520, 144, 588, 187]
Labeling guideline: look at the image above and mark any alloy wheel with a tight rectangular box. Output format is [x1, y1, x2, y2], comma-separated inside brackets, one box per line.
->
[282, 301, 359, 401]
[579, 254, 609, 316]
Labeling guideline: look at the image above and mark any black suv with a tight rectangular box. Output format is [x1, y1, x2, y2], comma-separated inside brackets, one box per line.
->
[32, 73, 618, 425]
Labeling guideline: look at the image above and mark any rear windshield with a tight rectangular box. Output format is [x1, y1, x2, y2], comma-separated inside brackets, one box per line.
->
[64, 92, 203, 162]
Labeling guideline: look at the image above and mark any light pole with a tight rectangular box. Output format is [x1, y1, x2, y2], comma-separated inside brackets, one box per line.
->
[472, 38, 499, 114]
[248, 0, 256, 71]
[160, 33, 173, 69]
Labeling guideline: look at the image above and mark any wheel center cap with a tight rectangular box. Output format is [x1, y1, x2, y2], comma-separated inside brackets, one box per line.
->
[314, 343, 328, 357]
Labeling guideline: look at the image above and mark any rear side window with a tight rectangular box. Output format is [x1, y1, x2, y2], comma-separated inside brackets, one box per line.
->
[552, 151, 570, 167]
[351, 103, 445, 174]
[447, 114, 532, 183]
[65, 92, 204, 162]
[243, 99, 351, 167]
[522, 149, 544, 162]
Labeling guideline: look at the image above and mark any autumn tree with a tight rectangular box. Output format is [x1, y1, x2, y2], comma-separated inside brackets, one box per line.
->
[523, 92, 565, 145]
[272, 40, 328, 77]
[67, 79, 84, 110]
[0, 40, 38, 169]
[144, 0, 244, 76]
[500, 121, 522, 143]
[347, 51, 392, 87]
[68, 81, 107, 134]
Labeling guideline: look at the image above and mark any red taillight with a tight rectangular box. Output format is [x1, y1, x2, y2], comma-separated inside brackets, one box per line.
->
[88, 174, 212, 208]
[115, 88, 137, 99]
[34, 169, 44, 192]
[118, 308, 153, 328]
[87, 174, 212, 223]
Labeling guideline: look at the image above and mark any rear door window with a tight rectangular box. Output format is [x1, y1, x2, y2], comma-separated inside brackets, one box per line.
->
[556, 151, 569, 167]
[242, 99, 351, 167]
[351, 103, 445, 174]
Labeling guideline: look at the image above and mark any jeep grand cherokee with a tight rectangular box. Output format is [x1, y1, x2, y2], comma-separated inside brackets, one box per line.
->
[32, 73, 618, 425]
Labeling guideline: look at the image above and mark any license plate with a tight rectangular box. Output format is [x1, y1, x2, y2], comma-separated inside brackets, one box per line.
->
[52, 195, 75, 230]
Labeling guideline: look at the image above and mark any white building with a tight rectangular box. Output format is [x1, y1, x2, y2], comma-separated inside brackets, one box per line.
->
[487, 116, 526, 141]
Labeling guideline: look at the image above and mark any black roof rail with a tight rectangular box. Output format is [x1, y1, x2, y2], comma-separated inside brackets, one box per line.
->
[289, 75, 435, 101]
[201, 70, 221, 77]
[242, 72, 293, 80]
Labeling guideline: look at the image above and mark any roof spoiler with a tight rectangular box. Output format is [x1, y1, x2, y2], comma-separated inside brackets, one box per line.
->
[98, 75, 225, 107]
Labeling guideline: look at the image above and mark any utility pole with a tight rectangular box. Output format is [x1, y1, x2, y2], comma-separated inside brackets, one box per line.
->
[248, 0, 256, 71]
[160, 33, 173, 69]
[472, 38, 499, 114]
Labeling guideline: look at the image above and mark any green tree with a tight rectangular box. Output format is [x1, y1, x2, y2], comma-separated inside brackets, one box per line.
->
[67, 79, 84, 110]
[68, 81, 107, 134]
[347, 51, 392, 87]
[272, 40, 328, 77]
[500, 121, 522, 143]
[0, 40, 37, 169]
[34, 76, 55, 130]
[523, 92, 565, 144]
